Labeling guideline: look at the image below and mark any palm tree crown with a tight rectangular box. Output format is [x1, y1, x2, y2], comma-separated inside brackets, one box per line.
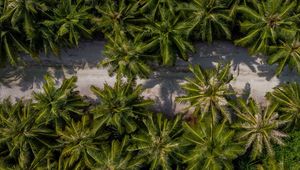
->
[180, 0, 232, 42]
[181, 120, 244, 170]
[90, 78, 153, 134]
[42, 0, 92, 46]
[57, 115, 105, 169]
[235, 0, 299, 54]
[231, 98, 288, 159]
[93, 0, 140, 35]
[128, 113, 183, 170]
[89, 136, 144, 170]
[0, 99, 55, 169]
[142, 7, 194, 66]
[101, 32, 154, 79]
[0, 0, 48, 39]
[176, 63, 234, 123]
[32, 74, 87, 125]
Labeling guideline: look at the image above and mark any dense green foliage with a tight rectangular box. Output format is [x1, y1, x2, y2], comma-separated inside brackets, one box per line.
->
[90, 76, 153, 134]
[231, 98, 287, 159]
[1, 0, 300, 76]
[273, 130, 300, 170]
[0, 64, 299, 169]
[235, 0, 299, 54]
[2, 0, 300, 169]
[181, 121, 244, 169]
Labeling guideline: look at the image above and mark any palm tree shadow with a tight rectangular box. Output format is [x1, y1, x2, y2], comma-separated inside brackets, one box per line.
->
[0, 40, 105, 93]
[189, 41, 260, 72]
[241, 82, 251, 100]
[142, 68, 189, 116]
[189, 41, 300, 83]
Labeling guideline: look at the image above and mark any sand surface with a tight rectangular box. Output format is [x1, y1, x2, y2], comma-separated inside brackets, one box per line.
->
[1, 40, 300, 114]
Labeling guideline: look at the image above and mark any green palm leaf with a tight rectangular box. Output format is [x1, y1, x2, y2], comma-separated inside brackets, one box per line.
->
[92, 0, 142, 35]
[88, 136, 144, 170]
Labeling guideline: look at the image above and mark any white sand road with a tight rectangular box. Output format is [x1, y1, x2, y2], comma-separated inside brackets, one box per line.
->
[1, 40, 299, 114]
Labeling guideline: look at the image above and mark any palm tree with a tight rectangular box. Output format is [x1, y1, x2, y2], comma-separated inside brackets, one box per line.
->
[181, 120, 244, 170]
[42, 0, 92, 46]
[128, 113, 183, 170]
[0, 99, 55, 169]
[231, 98, 288, 159]
[268, 39, 300, 75]
[179, 0, 232, 42]
[88, 136, 144, 170]
[141, 7, 195, 66]
[90, 77, 153, 134]
[0, 0, 48, 39]
[101, 31, 154, 79]
[92, 0, 142, 35]
[176, 63, 234, 123]
[32, 74, 87, 126]
[267, 82, 300, 129]
[0, 0, 60, 57]
[235, 0, 299, 54]
[57, 115, 106, 170]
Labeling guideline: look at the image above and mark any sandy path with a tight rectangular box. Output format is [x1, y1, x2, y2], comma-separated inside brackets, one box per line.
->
[0, 40, 299, 114]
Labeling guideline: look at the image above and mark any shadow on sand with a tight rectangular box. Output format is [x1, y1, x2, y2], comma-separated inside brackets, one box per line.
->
[0, 40, 105, 92]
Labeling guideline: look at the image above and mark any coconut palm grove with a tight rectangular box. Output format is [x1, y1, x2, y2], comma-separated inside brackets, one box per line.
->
[1, 0, 300, 169]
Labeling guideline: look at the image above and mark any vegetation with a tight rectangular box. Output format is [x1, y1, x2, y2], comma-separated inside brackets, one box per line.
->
[2, 0, 300, 169]
[181, 120, 244, 169]
[176, 63, 234, 123]
[0, 0, 300, 76]
[180, 0, 233, 42]
[268, 39, 300, 75]
[1, 65, 299, 169]
[101, 31, 153, 79]
[273, 130, 300, 170]
[90, 77, 153, 134]
[128, 113, 183, 169]
[267, 82, 300, 129]
[235, 0, 299, 54]
[231, 98, 287, 159]
[140, 7, 195, 66]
